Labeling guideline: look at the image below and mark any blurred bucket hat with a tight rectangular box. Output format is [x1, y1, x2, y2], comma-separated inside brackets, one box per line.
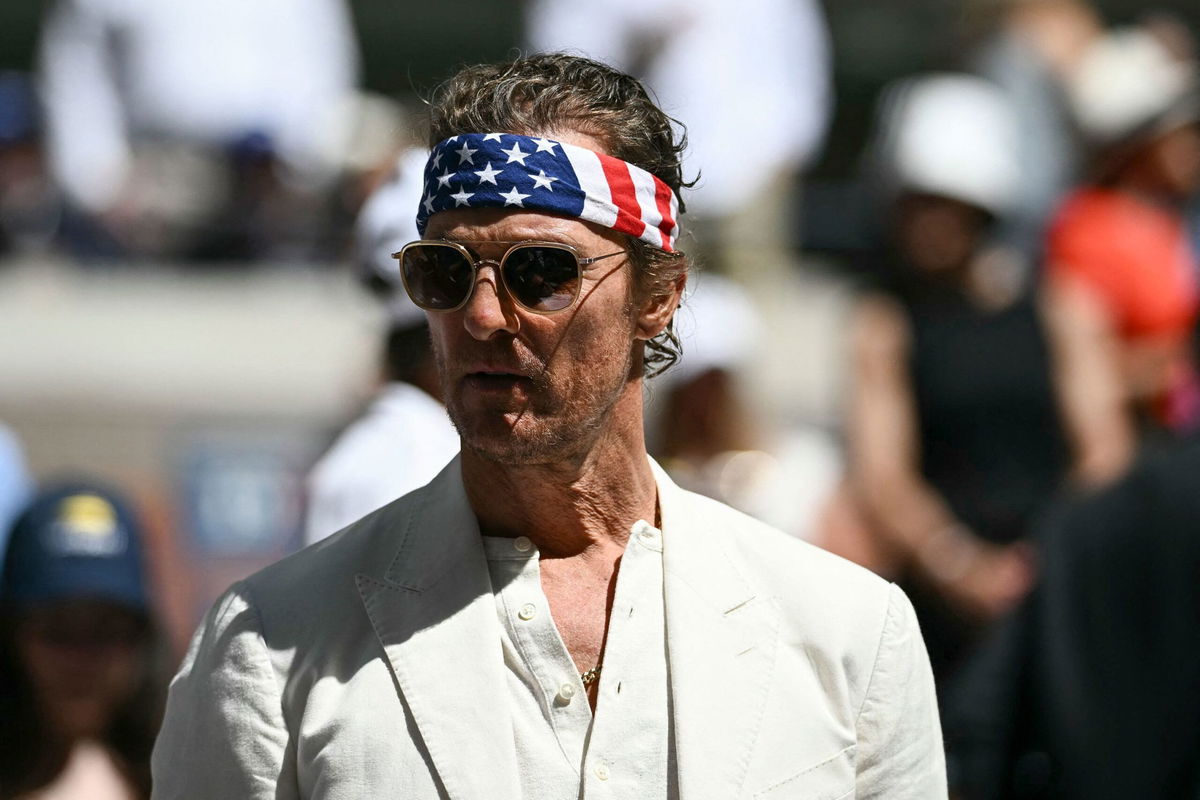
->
[2, 481, 149, 612]
[1068, 26, 1199, 151]
[872, 73, 1021, 217]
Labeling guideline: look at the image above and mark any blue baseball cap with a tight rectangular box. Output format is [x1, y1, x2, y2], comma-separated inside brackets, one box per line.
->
[2, 481, 149, 612]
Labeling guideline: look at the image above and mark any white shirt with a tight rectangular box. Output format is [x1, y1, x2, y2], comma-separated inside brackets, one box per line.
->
[305, 382, 459, 544]
[482, 520, 676, 799]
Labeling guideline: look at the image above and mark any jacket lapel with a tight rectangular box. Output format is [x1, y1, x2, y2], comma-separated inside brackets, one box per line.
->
[656, 462, 781, 800]
[356, 457, 521, 800]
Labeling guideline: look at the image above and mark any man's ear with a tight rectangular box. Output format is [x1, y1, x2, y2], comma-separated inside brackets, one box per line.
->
[635, 272, 687, 341]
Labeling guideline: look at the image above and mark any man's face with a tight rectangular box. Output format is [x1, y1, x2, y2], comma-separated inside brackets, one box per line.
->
[423, 178, 645, 466]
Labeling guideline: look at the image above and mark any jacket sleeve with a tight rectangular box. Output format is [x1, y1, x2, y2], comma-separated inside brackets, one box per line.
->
[151, 582, 297, 799]
[854, 583, 948, 798]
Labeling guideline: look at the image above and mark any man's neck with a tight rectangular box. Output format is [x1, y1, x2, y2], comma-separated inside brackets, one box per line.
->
[460, 392, 658, 558]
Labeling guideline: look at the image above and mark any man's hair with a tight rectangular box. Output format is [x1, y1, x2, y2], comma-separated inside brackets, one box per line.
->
[426, 52, 691, 377]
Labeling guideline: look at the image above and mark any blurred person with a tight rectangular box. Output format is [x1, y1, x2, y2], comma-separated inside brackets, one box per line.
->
[651, 274, 762, 496]
[525, 0, 831, 276]
[0, 72, 60, 256]
[1047, 25, 1200, 430]
[320, 91, 416, 260]
[944, 322, 1200, 799]
[304, 149, 459, 544]
[843, 74, 1133, 682]
[651, 273, 841, 540]
[0, 423, 34, 579]
[969, 0, 1102, 260]
[0, 481, 165, 800]
[37, 0, 359, 262]
[153, 53, 946, 798]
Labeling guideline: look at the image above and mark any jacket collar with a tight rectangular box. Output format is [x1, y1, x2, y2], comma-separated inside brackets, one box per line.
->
[357, 456, 522, 800]
[655, 460, 782, 800]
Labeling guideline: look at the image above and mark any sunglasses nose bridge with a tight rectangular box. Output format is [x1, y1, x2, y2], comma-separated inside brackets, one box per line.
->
[469, 256, 505, 295]
[459, 255, 521, 338]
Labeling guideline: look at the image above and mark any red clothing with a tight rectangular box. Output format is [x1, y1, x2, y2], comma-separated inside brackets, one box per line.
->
[1048, 187, 1198, 343]
[1048, 187, 1200, 427]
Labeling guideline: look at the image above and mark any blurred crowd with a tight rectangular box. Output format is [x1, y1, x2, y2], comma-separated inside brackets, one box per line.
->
[2, 0, 1200, 798]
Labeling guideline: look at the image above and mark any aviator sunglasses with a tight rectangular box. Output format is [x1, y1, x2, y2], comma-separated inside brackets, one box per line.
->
[393, 240, 627, 314]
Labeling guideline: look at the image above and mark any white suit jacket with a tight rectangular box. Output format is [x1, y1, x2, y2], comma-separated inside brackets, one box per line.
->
[152, 457, 946, 799]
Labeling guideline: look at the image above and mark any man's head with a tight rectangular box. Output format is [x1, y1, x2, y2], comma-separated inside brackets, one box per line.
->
[411, 54, 691, 466]
[426, 54, 690, 374]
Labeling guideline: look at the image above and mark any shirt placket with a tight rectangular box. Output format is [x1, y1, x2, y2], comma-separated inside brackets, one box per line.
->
[497, 536, 594, 769]
[582, 519, 668, 799]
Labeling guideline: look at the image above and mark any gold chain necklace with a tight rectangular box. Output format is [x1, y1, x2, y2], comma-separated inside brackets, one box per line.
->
[580, 663, 603, 686]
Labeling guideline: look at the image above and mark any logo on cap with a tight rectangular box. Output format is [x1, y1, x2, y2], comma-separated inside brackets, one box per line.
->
[44, 494, 128, 558]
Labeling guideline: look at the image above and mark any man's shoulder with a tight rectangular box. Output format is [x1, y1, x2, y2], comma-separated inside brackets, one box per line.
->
[666, 487, 915, 709]
[237, 481, 432, 624]
[669, 487, 896, 630]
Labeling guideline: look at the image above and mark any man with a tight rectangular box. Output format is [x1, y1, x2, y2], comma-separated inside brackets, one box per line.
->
[152, 54, 945, 798]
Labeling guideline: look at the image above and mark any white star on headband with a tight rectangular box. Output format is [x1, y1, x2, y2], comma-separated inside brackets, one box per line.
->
[474, 162, 502, 185]
[450, 188, 474, 207]
[532, 137, 558, 154]
[483, 133, 504, 142]
[501, 143, 530, 166]
[436, 169, 454, 188]
[422, 192, 436, 215]
[530, 170, 558, 191]
[456, 142, 478, 165]
[500, 186, 530, 207]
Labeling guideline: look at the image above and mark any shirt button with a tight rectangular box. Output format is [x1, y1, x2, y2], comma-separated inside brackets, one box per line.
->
[595, 764, 610, 781]
[555, 682, 576, 704]
[639, 527, 657, 542]
[517, 603, 536, 621]
[513, 536, 533, 552]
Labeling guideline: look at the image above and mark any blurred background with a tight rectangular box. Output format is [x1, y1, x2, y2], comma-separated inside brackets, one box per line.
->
[0, 1, 1198, 797]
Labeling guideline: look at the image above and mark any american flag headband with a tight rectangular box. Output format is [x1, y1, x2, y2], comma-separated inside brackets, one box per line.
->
[415, 132, 681, 252]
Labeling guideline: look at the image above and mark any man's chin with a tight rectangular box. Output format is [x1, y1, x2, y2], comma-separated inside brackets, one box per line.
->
[451, 411, 572, 466]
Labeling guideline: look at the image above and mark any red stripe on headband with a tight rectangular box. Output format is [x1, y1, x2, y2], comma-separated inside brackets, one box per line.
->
[654, 179, 676, 249]
[597, 153, 648, 240]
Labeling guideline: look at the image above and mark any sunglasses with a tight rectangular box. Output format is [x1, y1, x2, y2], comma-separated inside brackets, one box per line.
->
[393, 240, 627, 314]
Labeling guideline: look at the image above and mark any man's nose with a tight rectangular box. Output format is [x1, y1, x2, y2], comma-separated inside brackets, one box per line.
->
[462, 262, 520, 340]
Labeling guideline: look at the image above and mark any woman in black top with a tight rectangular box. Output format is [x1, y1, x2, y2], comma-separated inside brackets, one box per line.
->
[840, 75, 1133, 682]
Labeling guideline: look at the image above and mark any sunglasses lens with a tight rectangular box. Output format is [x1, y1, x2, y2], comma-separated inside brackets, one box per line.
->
[401, 244, 474, 310]
[503, 246, 580, 312]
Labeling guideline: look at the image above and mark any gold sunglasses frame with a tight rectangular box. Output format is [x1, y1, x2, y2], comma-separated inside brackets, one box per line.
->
[392, 239, 627, 315]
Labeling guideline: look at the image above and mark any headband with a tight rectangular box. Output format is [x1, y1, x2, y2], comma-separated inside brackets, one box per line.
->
[415, 132, 680, 252]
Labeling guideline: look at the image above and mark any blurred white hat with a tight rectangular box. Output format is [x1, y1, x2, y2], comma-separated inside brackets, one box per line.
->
[354, 146, 429, 328]
[874, 73, 1020, 216]
[1067, 27, 1198, 148]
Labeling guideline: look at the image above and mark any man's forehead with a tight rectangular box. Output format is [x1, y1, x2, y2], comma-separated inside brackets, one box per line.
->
[425, 207, 621, 248]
